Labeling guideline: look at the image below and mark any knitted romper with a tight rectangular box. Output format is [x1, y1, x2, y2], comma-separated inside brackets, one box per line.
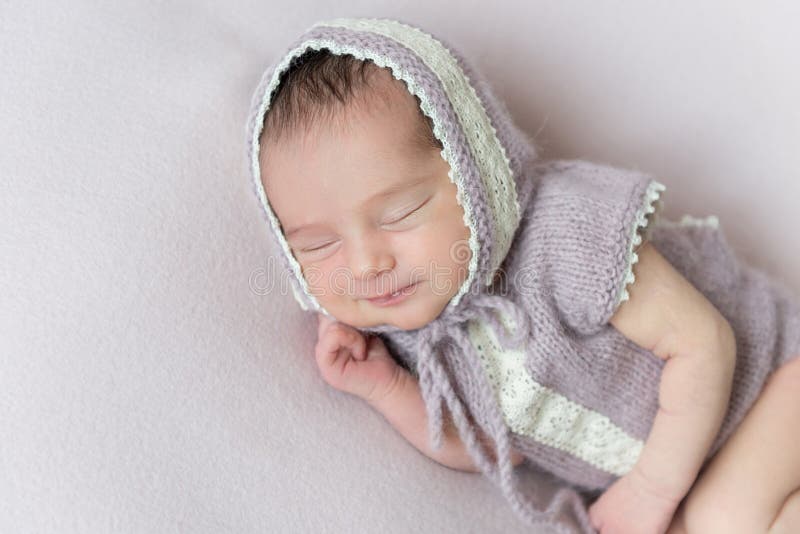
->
[246, 17, 800, 533]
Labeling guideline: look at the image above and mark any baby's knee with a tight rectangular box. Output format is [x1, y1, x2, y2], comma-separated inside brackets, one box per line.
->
[768, 489, 800, 534]
[680, 510, 770, 534]
[678, 490, 778, 534]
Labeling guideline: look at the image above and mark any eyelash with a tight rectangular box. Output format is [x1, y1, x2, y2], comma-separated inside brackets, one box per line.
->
[298, 197, 431, 253]
[382, 196, 431, 225]
[301, 241, 336, 253]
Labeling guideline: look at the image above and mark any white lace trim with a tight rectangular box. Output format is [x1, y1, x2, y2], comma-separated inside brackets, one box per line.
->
[615, 180, 667, 308]
[467, 311, 644, 476]
[290, 277, 311, 311]
[315, 18, 520, 290]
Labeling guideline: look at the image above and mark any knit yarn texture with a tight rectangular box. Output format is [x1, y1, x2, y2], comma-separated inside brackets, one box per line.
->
[246, 18, 800, 533]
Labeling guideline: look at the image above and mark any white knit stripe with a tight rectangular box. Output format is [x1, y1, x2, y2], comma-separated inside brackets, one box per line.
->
[250, 36, 481, 311]
[467, 313, 644, 476]
[314, 18, 520, 287]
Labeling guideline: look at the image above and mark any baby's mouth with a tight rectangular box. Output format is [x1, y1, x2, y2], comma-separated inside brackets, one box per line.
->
[363, 281, 421, 304]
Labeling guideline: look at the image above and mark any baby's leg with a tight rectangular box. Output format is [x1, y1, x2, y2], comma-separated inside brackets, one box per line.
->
[667, 355, 800, 533]
[769, 489, 800, 533]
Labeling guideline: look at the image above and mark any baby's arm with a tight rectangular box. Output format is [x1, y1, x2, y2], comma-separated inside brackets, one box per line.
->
[589, 240, 737, 531]
[314, 315, 524, 473]
[367, 369, 526, 473]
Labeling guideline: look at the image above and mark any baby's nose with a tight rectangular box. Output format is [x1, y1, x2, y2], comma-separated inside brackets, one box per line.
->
[346, 236, 396, 282]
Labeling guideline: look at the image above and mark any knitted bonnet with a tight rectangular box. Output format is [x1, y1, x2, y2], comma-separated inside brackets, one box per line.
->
[246, 18, 595, 532]
[246, 17, 539, 315]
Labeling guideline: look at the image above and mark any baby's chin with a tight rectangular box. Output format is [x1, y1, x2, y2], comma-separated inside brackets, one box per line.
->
[322, 296, 445, 331]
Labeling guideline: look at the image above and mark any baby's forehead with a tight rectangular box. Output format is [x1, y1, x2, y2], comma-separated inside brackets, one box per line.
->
[267, 79, 429, 155]
[362, 67, 417, 108]
[259, 63, 441, 201]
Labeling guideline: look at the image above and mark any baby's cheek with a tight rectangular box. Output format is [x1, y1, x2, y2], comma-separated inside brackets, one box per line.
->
[404, 235, 441, 265]
[300, 263, 333, 294]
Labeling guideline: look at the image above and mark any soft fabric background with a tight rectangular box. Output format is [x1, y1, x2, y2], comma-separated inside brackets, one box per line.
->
[2, 1, 798, 532]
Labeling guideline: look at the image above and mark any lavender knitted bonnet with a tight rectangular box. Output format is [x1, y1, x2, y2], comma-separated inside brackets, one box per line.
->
[246, 17, 539, 314]
[246, 18, 595, 531]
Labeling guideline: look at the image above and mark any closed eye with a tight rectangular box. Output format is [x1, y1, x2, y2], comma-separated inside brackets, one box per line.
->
[300, 241, 336, 253]
[294, 195, 432, 254]
[382, 196, 432, 226]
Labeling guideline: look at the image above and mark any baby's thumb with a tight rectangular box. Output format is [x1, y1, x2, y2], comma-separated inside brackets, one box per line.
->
[350, 331, 368, 361]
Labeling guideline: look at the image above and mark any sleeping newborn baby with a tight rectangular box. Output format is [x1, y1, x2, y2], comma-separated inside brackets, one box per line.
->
[246, 18, 800, 534]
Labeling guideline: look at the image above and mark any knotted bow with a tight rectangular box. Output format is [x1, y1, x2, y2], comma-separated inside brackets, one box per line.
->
[413, 292, 596, 532]
[414, 292, 532, 472]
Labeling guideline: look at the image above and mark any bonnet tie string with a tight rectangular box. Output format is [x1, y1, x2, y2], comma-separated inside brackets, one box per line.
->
[414, 293, 531, 469]
[414, 293, 592, 532]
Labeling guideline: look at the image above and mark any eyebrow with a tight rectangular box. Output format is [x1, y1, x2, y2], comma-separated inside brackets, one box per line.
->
[284, 172, 434, 238]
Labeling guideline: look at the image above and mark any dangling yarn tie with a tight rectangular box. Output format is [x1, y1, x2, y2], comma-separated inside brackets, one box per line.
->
[414, 293, 530, 452]
[414, 293, 595, 533]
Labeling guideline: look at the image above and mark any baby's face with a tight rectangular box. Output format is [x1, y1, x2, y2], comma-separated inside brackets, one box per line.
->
[260, 74, 471, 330]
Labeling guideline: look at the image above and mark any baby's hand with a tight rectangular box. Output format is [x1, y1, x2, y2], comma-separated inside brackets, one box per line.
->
[314, 314, 404, 404]
[588, 470, 681, 534]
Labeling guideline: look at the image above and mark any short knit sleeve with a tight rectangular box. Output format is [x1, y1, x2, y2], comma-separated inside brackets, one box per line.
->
[531, 160, 666, 337]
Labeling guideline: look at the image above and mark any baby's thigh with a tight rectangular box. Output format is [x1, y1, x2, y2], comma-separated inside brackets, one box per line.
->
[670, 355, 800, 534]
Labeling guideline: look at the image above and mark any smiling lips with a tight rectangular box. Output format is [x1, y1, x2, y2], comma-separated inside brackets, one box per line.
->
[365, 282, 419, 306]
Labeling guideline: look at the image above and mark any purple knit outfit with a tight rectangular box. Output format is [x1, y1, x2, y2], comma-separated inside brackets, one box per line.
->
[245, 18, 800, 533]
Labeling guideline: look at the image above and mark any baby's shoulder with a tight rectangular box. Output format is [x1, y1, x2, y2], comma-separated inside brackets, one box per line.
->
[529, 159, 657, 205]
[505, 159, 668, 335]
